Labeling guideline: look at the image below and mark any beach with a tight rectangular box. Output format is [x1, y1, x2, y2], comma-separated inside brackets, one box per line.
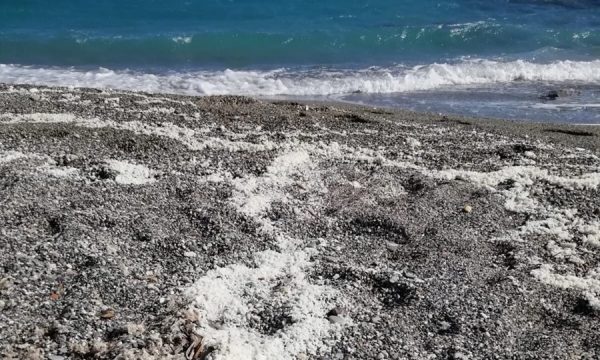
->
[0, 84, 599, 359]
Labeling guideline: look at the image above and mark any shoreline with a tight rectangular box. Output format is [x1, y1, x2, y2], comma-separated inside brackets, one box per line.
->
[1, 83, 599, 359]
[4, 82, 600, 151]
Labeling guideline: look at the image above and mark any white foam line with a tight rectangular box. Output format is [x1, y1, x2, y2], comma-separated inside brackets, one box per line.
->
[2, 59, 600, 96]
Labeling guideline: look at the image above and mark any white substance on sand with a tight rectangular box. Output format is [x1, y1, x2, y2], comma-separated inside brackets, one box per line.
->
[579, 222, 600, 248]
[0, 112, 275, 153]
[1, 151, 80, 179]
[105, 160, 156, 185]
[185, 244, 336, 360]
[230, 150, 312, 218]
[433, 160, 600, 306]
[42, 165, 80, 178]
[0, 150, 30, 164]
[532, 264, 600, 310]
[186, 147, 339, 360]
[406, 137, 422, 148]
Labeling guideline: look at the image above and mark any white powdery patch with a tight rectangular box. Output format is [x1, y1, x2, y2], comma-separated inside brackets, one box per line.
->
[405, 137, 422, 149]
[185, 244, 336, 360]
[436, 165, 600, 191]
[1, 112, 78, 124]
[230, 149, 314, 219]
[433, 162, 600, 304]
[139, 106, 176, 114]
[532, 264, 600, 310]
[0, 151, 81, 179]
[434, 165, 600, 213]
[105, 160, 156, 185]
[0, 150, 30, 164]
[436, 166, 541, 189]
[520, 209, 581, 241]
[546, 172, 600, 190]
[434, 166, 544, 213]
[579, 222, 600, 248]
[42, 165, 81, 178]
[186, 146, 339, 360]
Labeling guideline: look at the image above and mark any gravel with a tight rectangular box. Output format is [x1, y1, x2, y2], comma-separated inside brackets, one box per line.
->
[0, 84, 599, 359]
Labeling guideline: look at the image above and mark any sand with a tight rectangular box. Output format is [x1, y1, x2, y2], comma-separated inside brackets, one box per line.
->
[0, 84, 599, 359]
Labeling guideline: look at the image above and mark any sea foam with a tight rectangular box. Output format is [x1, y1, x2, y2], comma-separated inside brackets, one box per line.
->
[1, 59, 599, 96]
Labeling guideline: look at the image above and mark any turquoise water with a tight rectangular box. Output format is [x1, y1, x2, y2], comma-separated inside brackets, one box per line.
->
[1, 0, 600, 122]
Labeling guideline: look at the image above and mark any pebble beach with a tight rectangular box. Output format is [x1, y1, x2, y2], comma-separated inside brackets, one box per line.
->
[0, 84, 599, 359]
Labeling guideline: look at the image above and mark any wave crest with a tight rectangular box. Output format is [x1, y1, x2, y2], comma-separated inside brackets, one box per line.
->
[1, 59, 599, 96]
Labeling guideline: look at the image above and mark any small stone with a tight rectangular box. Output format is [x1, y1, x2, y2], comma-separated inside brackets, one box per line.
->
[100, 308, 115, 319]
[0, 277, 11, 290]
[183, 251, 197, 258]
[541, 90, 559, 100]
[463, 205, 473, 213]
[371, 316, 381, 323]
[386, 242, 399, 251]
[48, 355, 65, 360]
[403, 271, 416, 279]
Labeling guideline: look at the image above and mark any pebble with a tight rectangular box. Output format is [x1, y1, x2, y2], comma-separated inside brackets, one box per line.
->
[48, 355, 65, 360]
[183, 251, 197, 258]
[386, 242, 399, 251]
[0, 277, 11, 290]
[100, 308, 115, 319]
[403, 271, 416, 279]
[463, 205, 473, 213]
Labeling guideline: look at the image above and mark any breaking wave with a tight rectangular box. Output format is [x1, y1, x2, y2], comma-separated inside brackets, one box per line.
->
[1, 59, 599, 96]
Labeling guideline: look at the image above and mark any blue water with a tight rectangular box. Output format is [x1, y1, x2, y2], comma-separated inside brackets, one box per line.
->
[1, 0, 600, 123]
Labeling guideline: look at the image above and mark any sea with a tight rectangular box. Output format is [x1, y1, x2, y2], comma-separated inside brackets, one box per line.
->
[1, 0, 599, 123]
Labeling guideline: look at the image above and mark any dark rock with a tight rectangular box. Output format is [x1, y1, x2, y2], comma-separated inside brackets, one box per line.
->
[541, 90, 559, 100]
[573, 297, 597, 316]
